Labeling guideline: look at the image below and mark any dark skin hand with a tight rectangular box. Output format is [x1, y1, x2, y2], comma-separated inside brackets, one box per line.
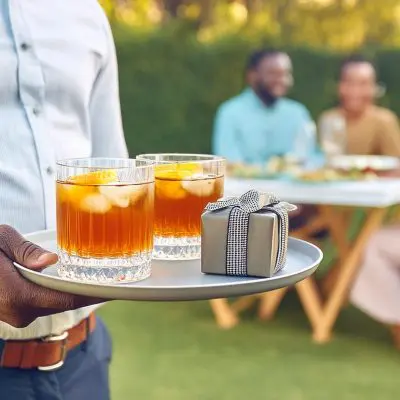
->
[0, 225, 104, 328]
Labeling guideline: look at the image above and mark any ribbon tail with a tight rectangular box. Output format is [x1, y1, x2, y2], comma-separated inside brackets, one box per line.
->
[264, 204, 289, 273]
[225, 207, 249, 276]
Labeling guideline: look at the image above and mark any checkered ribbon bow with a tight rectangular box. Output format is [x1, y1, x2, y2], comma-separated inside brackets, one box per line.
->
[205, 190, 296, 276]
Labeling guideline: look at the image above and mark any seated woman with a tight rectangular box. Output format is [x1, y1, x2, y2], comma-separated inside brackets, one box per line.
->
[350, 226, 400, 347]
[319, 56, 400, 306]
[318, 55, 400, 157]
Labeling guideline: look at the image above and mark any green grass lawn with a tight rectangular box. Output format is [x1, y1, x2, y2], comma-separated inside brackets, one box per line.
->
[99, 293, 400, 400]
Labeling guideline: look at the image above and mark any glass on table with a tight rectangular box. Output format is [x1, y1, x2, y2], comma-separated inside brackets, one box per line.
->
[56, 158, 154, 283]
[319, 114, 347, 158]
[136, 153, 225, 260]
[286, 121, 318, 170]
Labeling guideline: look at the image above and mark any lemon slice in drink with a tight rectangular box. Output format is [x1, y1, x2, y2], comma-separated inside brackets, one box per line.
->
[155, 163, 202, 199]
[155, 163, 202, 179]
[69, 170, 118, 185]
[58, 170, 118, 206]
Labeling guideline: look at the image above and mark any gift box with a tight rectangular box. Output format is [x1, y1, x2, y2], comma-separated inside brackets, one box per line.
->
[201, 190, 296, 278]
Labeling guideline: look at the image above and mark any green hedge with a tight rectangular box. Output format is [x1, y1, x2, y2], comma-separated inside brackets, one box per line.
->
[115, 30, 400, 155]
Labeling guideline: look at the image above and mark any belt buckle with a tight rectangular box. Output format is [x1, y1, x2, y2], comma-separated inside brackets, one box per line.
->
[38, 331, 69, 372]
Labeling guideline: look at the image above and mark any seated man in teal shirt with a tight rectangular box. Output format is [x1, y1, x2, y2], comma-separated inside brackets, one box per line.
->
[213, 49, 315, 164]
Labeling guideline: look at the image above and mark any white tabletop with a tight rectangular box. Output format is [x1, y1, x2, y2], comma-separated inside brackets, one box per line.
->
[225, 178, 400, 208]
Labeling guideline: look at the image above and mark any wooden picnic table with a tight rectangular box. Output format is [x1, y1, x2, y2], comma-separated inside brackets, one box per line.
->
[209, 177, 400, 343]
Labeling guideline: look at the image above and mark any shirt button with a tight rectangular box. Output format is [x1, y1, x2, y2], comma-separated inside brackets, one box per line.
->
[46, 166, 54, 175]
[32, 107, 41, 116]
[20, 43, 30, 51]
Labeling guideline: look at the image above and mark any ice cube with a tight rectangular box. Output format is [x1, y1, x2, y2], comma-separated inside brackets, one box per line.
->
[80, 193, 112, 214]
[99, 186, 130, 208]
[181, 176, 215, 196]
[214, 177, 224, 196]
[129, 185, 148, 204]
[99, 185, 147, 207]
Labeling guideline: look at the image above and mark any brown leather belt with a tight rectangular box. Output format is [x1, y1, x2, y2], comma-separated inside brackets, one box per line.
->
[0, 313, 96, 371]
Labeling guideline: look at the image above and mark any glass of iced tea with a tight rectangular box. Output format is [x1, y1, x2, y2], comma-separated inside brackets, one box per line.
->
[136, 154, 225, 260]
[56, 158, 154, 283]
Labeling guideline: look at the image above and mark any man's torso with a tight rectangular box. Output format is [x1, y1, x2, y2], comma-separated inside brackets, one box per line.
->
[220, 89, 309, 164]
[0, 0, 108, 339]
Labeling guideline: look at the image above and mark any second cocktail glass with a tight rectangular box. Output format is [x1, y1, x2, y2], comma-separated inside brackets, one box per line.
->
[137, 154, 225, 260]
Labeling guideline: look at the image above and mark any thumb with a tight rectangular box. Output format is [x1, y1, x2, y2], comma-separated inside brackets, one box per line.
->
[0, 225, 58, 271]
[29, 252, 58, 270]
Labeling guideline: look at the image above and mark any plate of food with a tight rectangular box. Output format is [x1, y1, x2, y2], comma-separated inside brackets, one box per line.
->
[294, 167, 377, 183]
[328, 155, 400, 173]
[228, 156, 301, 180]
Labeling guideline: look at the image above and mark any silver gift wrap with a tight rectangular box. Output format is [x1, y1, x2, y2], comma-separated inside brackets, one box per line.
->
[201, 190, 296, 278]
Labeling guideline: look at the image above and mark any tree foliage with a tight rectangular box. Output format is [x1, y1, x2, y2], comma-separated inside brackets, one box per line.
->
[101, 0, 400, 50]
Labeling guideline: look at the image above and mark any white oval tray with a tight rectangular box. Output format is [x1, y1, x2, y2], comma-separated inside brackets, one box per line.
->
[15, 230, 322, 301]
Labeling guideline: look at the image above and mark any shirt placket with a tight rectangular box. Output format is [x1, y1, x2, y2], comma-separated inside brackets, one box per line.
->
[8, 0, 56, 229]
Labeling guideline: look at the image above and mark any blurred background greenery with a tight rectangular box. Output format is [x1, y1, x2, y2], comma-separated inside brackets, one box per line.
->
[97, 1, 400, 398]
[100, 0, 400, 155]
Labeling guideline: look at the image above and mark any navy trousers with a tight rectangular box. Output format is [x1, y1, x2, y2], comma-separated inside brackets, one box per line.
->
[0, 317, 112, 400]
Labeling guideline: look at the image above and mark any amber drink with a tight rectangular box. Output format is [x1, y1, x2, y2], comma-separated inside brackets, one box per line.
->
[137, 154, 225, 259]
[56, 158, 154, 283]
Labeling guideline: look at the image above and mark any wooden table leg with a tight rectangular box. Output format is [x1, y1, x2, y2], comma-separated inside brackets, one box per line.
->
[256, 212, 327, 321]
[318, 205, 350, 259]
[319, 206, 352, 298]
[209, 299, 239, 329]
[258, 276, 323, 327]
[231, 295, 259, 313]
[295, 277, 323, 330]
[258, 287, 288, 320]
[263, 206, 347, 331]
[290, 214, 328, 240]
[313, 207, 387, 343]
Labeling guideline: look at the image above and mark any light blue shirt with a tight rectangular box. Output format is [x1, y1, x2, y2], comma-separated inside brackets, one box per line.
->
[212, 88, 315, 164]
[0, 0, 128, 339]
[0, 0, 128, 235]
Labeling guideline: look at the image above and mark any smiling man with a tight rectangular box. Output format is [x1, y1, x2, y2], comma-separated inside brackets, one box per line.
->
[212, 49, 315, 164]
